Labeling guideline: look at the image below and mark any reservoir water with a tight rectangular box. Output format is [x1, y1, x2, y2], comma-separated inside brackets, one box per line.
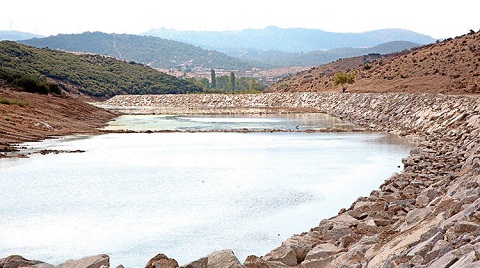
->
[0, 114, 412, 267]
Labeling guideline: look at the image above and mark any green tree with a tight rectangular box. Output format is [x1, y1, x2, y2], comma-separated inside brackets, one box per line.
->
[230, 72, 236, 92]
[216, 75, 229, 91]
[211, 69, 216, 89]
[333, 72, 355, 93]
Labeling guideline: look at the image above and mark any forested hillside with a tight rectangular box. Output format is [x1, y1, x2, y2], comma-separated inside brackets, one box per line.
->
[20, 32, 256, 70]
[0, 41, 202, 97]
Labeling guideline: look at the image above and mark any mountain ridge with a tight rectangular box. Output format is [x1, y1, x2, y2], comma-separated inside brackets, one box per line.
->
[0, 30, 43, 41]
[20, 32, 257, 71]
[229, 41, 421, 67]
[144, 26, 436, 52]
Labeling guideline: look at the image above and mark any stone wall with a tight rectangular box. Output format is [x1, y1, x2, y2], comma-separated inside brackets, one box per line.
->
[5, 92, 480, 267]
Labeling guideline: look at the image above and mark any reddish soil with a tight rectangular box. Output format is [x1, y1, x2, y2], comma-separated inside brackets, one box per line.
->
[266, 31, 480, 94]
[0, 84, 117, 155]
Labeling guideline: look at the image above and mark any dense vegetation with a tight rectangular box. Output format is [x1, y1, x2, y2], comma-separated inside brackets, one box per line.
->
[0, 41, 202, 97]
[20, 32, 257, 71]
[185, 71, 265, 93]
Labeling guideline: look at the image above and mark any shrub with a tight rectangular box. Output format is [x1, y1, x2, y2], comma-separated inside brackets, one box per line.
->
[333, 72, 355, 93]
[0, 98, 29, 107]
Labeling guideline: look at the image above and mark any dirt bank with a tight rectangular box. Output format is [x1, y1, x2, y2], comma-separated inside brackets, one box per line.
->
[0, 85, 116, 156]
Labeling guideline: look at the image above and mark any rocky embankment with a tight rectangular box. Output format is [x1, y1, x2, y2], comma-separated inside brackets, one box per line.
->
[4, 92, 480, 267]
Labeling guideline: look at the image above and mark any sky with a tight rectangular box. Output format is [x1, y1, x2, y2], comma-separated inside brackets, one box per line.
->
[1, 0, 479, 39]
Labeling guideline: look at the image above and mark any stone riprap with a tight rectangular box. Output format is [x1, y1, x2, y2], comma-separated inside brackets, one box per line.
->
[4, 92, 480, 267]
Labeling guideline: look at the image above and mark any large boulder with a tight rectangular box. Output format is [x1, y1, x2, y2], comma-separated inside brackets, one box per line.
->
[262, 246, 297, 266]
[206, 249, 244, 268]
[0, 255, 54, 268]
[57, 255, 109, 268]
[181, 257, 207, 268]
[304, 243, 343, 262]
[145, 254, 178, 268]
[243, 255, 288, 268]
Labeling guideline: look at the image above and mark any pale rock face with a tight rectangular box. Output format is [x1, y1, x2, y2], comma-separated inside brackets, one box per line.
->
[205, 249, 244, 268]
[304, 243, 343, 261]
[57, 254, 110, 268]
[0, 255, 54, 268]
[262, 246, 298, 266]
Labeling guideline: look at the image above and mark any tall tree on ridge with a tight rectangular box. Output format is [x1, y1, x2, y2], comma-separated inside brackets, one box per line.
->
[230, 72, 236, 92]
[211, 69, 216, 89]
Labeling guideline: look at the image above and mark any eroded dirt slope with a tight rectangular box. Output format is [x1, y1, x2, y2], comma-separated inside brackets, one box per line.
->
[0, 84, 116, 154]
[267, 31, 480, 94]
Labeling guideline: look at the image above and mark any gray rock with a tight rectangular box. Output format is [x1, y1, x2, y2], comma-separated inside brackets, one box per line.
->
[403, 207, 434, 226]
[0, 255, 53, 268]
[449, 251, 478, 268]
[304, 243, 342, 261]
[243, 255, 288, 268]
[57, 255, 109, 268]
[262, 246, 297, 266]
[300, 256, 334, 268]
[454, 221, 480, 234]
[407, 231, 444, 257]
[181, 257, 207, 268]
[206, 249, 243, 268]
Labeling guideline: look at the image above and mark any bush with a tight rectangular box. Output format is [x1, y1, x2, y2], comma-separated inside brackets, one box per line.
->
[333, 72, 355, 92]
[0, 98, 29, 107]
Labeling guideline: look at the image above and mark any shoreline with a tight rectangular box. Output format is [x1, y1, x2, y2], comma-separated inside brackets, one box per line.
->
[0, 87, 117, 156]
[3, 92, 480, 267]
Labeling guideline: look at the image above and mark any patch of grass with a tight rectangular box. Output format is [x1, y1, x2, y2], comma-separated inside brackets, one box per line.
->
[0, 97, 29, 107]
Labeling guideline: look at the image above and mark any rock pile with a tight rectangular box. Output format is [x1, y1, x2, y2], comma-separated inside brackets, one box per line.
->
[4, 92, 480, 267]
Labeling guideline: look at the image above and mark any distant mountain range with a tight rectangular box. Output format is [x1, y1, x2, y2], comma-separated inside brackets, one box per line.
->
[12, 27, 435, 72]
[144, 26, 436, 52]
[20, 32, 256, 70]
[0, 30, 43, 41]
[225, 41, 421, 67]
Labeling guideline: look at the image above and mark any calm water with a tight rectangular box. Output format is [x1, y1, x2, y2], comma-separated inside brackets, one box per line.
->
[104, 113, 357, 131]
[0, 114, 412, 267]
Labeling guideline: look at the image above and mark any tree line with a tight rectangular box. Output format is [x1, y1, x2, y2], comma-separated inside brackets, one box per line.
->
[184, 69, 265, 93]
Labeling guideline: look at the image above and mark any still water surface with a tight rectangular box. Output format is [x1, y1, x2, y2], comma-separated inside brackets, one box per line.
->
[0, 114, 412, 267]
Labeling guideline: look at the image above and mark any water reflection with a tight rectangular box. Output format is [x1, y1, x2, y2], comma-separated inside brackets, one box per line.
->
[0, 116, 412, 268]
[104, 113, 357, 132]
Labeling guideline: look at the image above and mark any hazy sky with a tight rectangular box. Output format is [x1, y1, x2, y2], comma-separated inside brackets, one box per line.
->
[1, 0, 479, 39]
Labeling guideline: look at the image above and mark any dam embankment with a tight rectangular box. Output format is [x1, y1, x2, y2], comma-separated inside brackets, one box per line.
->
[3, 92, 480, 268]
[106, 92, 480, 268]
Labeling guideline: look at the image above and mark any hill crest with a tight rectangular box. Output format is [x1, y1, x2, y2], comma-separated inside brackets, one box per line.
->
[0, 41, 202, 98]
[266, 31, 480, 94]
[144, 26, 436, 52]
[20, 32, 255, 71]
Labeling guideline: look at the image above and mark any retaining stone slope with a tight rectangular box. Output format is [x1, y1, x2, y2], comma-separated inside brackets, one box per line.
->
[106, 92, 480, 267]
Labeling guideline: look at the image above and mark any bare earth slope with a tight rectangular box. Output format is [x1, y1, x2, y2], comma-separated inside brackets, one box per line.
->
[267, 31, 480, 94]
[0, 84, 116, 154]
